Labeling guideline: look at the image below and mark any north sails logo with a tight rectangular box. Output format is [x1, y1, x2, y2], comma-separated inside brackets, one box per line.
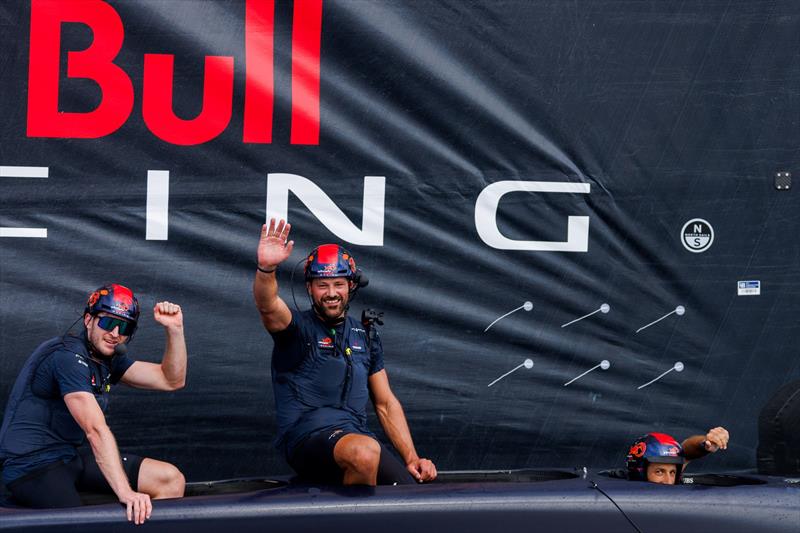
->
[681, 218, 714, 253]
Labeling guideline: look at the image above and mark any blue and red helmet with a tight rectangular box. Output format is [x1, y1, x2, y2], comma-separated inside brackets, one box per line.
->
[85, 284, 140, 333]
[626, 432, 685, 483]
[304, 244, 358, 281]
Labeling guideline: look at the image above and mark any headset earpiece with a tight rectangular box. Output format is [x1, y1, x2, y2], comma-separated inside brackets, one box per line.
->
[353, 269, 369, 289]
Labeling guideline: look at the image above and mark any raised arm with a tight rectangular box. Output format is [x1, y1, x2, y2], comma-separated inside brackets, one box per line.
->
[682, 426, 729, 462]
[253, 218, 294, 332]
[64, 392, 152, 524]
[121, 302, 187, 391]
[369, 369, 437, 482]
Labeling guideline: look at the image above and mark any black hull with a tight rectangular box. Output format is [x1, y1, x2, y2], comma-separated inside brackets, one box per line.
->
[2, 469, 798, 532]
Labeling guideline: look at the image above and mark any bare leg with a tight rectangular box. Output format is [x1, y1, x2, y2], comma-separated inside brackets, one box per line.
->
[333, 434, 381, 486]
[137, 458, 185, 499]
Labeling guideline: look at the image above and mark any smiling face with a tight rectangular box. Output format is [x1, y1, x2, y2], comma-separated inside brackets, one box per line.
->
[307, 277, 352, 321]
[84, 312, 130, 357]
[646, 462, 678, 485]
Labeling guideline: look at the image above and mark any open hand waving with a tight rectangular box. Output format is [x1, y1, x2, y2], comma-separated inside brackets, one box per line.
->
[257, 218, 294, 271]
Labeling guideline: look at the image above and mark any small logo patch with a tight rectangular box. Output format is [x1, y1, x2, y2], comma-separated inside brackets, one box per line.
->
[664, 445, 680, 457]
[681, 218, 714, 253]
[629, 442, 646, 458]
[738, 280, 761, 296]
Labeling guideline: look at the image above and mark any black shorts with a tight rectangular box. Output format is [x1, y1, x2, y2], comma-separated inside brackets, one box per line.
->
[6, 448, 143, 508]
[288, 429, 415, 485]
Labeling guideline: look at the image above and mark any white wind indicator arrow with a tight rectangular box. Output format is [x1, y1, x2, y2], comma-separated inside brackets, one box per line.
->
[487, 358, 534, 388]
[563, 360, 611, 387]
[637, 361, 685, 390]
[635, 305, 685, 333]
[484, 301, 533, 332]
[561, 303, 610, 328]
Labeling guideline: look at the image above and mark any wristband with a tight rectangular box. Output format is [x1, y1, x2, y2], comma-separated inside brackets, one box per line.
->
[257, 264, 277, 274]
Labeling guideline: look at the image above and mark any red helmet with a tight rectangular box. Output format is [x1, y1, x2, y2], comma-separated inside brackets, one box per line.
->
[626, 432, 684, 483]
[84, 284, 140, 333]
[304, 244, 359, 282]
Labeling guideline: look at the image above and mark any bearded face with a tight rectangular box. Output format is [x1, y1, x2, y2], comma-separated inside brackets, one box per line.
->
[308, 277, 352, 321]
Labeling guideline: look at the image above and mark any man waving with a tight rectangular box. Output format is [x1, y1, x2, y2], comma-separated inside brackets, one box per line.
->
[254, 218, 436, 486]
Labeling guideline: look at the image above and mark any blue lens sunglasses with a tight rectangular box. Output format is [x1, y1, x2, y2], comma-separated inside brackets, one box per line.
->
[96, 316, 136, 336]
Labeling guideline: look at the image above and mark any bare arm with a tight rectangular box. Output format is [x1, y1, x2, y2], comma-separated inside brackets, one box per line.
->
[254, 218, 294, 332]
[369, 369, 437, 482]
[682, 426, 730, 462]
[64, 392, 152, 524]
[121, 302, 187, 391]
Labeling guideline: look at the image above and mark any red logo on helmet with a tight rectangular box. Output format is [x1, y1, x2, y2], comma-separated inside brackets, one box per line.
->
[110, 285, 134, 313]
[87, 291, 100, 308]
[629, 442, 646, 458]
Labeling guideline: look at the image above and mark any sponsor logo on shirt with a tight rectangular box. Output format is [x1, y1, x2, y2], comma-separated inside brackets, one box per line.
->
[74, 354, 89, 368]
[317, 337, 334, 349]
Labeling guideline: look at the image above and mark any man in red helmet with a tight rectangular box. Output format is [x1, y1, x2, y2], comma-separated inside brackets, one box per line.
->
[626, 427, 730, 484]
[0, 284, 187, 524]
[253, 218, 437, 486]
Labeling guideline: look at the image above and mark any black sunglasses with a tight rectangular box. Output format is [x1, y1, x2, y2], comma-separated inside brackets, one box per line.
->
[96, 315, 135, 336]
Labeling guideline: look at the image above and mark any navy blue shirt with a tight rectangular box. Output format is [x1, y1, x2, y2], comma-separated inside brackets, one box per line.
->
[0, 333, 134, 484]
[270, 309, 384, 457]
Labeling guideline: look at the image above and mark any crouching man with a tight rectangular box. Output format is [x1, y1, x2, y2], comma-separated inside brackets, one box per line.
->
[626, 427, 730, 484]
[0, 284, 187, 524]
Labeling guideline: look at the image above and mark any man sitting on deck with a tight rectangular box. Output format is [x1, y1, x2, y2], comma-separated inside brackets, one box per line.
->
[0, 284, 187, 524]
[253, 218, 437, 486]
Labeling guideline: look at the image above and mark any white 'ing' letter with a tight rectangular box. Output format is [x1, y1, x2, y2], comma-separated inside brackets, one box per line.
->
[475, 181, 590, 252]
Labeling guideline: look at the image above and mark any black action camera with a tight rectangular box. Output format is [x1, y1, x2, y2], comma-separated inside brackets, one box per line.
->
[361, 308, 384, 327]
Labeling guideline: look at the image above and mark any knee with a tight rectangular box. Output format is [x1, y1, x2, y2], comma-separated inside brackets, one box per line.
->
[163, 464, 185, 498]
[343, 440, 381, 474]
[151, 463, 185, 498]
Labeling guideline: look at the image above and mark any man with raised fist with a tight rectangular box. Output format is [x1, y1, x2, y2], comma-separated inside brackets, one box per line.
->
[0, 284, 188, 524]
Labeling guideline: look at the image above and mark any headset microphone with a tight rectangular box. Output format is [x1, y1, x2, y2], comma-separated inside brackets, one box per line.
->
[113, 343, 128, 356]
